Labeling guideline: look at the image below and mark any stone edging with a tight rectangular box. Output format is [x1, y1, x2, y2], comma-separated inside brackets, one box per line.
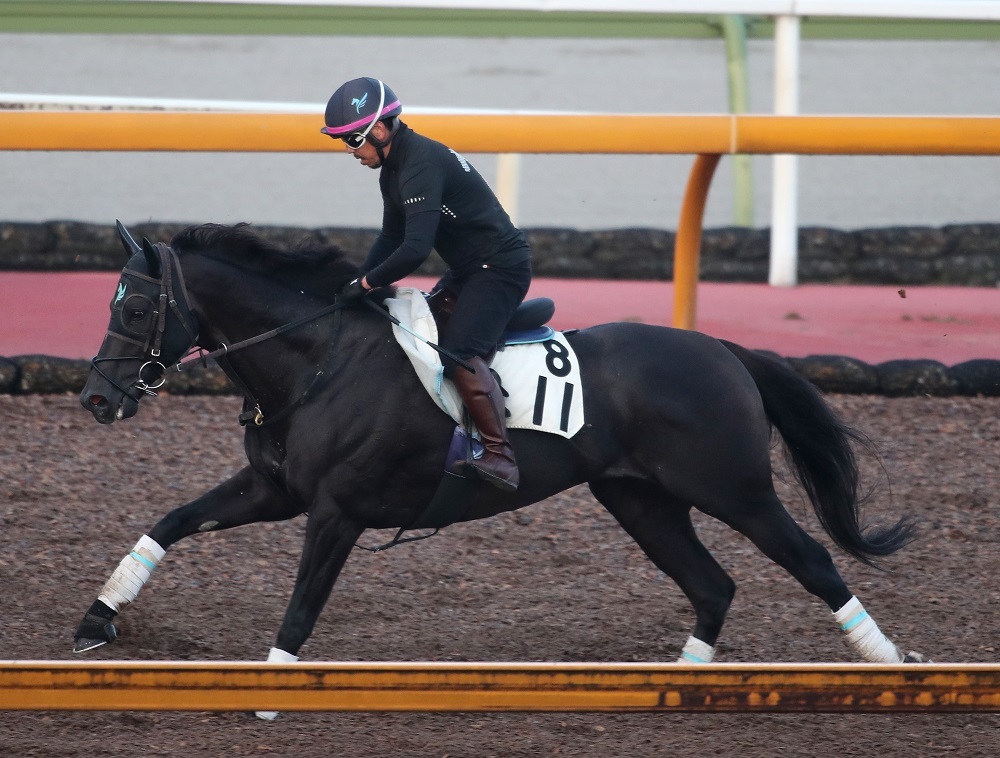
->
[3, 354, 998, 398]
[2, 221, 1000, 285]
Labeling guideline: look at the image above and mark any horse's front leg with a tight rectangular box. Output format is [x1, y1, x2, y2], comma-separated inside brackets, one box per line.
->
[73, 465, 301, 652]
[256, 496, 364, 720]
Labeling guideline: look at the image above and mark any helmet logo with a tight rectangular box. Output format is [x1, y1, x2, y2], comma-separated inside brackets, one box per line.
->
[351, 93, 368, 114]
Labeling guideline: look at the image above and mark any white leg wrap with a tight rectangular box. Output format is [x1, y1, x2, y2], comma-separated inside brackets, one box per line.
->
[833, 596, 903, 663]
[678, 636, 716, 663]
[256, 647, 299, 721]
[97, 535, 165, 613]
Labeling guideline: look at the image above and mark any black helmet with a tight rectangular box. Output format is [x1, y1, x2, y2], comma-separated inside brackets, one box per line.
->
[321, 77, 402, 139]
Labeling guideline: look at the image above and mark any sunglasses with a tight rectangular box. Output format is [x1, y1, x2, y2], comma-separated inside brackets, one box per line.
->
[341, 131, 370, 150]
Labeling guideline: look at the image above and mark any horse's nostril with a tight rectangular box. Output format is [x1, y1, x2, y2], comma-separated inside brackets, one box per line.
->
[88, 395, 105, 406]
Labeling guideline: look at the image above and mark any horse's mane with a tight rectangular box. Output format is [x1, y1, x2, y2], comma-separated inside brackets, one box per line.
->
[170, 223, 362, 299]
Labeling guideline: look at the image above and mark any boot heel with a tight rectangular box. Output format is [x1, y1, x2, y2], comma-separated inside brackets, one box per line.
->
[470, 464, 518, 492]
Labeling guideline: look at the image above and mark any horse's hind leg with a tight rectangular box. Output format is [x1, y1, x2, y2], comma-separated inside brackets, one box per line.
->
[709, 487, 912, 663]
[73, 465, 299, 652]
[590, 479, 734, 663]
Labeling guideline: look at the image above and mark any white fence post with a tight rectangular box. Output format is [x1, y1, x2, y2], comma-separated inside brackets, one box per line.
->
[495, 153, 521, 225]
[769, 14, 800, 288]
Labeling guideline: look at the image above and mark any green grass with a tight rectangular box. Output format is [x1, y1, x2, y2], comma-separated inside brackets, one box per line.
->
[2, 2, 997, 40]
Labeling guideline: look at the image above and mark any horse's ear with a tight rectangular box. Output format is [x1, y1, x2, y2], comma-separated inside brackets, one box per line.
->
[141, 237, 162, 279]
[115, 219, 142, 260]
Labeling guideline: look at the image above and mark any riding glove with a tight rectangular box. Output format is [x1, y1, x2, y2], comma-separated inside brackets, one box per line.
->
[339, 278, 369, 301]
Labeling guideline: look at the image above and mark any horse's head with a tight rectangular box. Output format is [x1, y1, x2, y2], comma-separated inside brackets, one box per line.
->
[80, 221, 200, 424]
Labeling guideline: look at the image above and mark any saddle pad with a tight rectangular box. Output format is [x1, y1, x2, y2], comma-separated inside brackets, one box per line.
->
[385, 288, 585, 439]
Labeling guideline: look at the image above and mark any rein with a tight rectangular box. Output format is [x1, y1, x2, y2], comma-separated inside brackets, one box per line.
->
[101, 239, 473, 427]
[169, 294, 471, 376]
[178, 298, 473, 425]
[171, 299, 350, 372]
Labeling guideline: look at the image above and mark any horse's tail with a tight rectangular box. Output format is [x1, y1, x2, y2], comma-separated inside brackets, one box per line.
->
[720, 340, 915, 567]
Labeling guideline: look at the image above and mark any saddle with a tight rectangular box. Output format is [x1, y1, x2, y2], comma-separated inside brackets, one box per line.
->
[426, 287, 556, 349]
[373, 287, 584, 548]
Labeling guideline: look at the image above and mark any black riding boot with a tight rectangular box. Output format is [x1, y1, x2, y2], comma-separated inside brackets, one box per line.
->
[452, 356, 519, 492]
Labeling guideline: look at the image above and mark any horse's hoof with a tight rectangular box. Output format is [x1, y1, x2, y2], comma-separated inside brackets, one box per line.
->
[72, 622, 117, 653]
[73, 602, 119, 653]
[73, 637, 109, 653]
[903, 650, 930, 663]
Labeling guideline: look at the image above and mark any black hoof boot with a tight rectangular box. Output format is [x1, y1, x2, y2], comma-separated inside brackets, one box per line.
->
[73, 600, 119, 653]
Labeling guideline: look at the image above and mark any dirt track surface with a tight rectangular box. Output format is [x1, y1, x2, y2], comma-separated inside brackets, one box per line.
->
[2, 393, 1000, 757]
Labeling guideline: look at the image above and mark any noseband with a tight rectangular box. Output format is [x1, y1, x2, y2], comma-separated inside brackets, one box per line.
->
[91, 243, 200, 402]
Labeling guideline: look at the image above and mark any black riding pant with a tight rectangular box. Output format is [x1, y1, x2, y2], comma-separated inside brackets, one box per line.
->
[435, 259, 531, 378]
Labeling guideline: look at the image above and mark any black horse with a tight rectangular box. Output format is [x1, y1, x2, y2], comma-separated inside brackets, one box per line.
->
[75, 222, 923, 678]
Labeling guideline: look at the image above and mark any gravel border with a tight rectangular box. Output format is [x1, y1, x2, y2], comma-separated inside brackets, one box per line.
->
[3, 353, 998, 397]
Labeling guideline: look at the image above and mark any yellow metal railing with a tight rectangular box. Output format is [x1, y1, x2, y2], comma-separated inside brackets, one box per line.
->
[5, 112, 1000, 155]
[3, 111, 998, 328]
[3, 661, 1000, 713]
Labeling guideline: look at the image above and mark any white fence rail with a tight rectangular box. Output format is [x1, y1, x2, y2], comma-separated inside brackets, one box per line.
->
[142, 0, 1000, 20]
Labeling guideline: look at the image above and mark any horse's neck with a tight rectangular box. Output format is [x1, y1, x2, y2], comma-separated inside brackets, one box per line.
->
[187, 260, 350, 409]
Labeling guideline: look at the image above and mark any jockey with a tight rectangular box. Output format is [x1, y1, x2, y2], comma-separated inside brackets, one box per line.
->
[321, 77, 532, 493]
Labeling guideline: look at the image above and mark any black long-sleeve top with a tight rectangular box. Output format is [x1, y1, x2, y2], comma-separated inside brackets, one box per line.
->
[362, 122, 530, 288]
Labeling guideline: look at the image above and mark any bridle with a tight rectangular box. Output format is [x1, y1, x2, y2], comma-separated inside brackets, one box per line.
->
[92, 239, 356, 426]
[91, 242, 200, 404]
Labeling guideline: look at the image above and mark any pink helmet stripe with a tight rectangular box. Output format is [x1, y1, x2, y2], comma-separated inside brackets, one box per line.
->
[321, 99, 401, 135]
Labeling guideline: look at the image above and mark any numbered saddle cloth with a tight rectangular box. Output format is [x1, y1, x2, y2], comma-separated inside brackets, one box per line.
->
[385, 287, 585, 439]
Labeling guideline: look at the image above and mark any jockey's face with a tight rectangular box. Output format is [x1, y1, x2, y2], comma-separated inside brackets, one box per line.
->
[345, 121, 390, 169]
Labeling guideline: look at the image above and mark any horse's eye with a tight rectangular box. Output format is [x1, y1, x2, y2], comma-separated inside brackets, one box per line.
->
[127, 309, 146, 321]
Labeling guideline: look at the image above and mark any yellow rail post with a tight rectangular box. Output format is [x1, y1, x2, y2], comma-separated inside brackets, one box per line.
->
[673, 154, 722, 331]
